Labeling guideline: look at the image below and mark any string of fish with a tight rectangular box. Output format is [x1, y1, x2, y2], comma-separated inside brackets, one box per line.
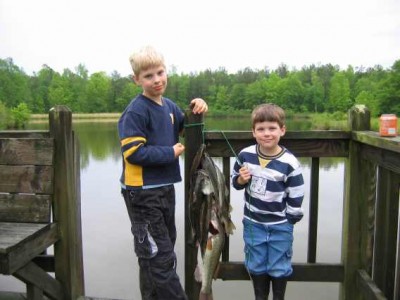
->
[184, 122, 256, 271]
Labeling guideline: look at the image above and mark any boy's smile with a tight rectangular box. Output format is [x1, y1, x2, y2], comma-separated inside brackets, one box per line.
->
[134, 65, 167, 104]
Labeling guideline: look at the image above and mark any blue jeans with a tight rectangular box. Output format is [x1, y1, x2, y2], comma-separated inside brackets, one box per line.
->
[122, 186, 187, 300]
[243, 218, 294, 278]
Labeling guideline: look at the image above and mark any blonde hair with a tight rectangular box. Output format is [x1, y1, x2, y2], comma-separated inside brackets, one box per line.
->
[251, 103, 286, 129]
[129, 46, 166, 76]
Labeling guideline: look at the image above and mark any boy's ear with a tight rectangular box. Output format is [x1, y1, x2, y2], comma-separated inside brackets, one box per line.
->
[281, 125, 286, 136]
[132, 74, 139, 85]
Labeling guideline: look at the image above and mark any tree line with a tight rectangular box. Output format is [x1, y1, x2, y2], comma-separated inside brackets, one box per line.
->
[1, 57, 399, 119]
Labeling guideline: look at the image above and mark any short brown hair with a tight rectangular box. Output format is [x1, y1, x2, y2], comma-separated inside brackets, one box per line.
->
[251, 103, 285, 129]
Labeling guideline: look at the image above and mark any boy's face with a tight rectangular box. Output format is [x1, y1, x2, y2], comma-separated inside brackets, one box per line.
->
[252, 121, 286, 155]
[133, 65, 167, 102]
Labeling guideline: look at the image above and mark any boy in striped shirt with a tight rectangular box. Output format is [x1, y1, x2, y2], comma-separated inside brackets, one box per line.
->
[232, 103, 304, 300]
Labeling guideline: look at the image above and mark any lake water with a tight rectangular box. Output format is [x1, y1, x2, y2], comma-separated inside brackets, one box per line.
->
[0, 117, 345, 299]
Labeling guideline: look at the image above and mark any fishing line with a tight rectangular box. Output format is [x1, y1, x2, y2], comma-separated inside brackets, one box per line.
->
[203, 129, 243, 167]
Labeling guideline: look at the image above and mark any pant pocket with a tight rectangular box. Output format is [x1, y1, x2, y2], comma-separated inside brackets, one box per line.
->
[285, 247, 293, 259]
[132, 222, 158, 259]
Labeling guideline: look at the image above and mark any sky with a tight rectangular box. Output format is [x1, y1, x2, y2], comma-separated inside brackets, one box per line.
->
[1, 0, 399, 76]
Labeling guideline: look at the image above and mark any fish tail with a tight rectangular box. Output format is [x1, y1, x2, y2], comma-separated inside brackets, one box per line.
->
[199, 291, 214, 300]
[194, 264, 202, 282]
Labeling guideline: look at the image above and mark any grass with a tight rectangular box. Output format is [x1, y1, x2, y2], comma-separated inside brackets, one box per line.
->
[30, 112, 121, 123]
[29, 111, 390, 131]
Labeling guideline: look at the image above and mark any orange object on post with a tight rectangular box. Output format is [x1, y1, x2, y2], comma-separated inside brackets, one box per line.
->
[379, 114, 397, 137]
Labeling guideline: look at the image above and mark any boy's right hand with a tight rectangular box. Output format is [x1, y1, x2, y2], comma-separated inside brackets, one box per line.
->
[237, 165, 251, 185]
[173, 143, 185, 158]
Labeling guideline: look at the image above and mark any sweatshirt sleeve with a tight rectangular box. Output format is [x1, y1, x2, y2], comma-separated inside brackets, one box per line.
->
[119, 110, 175, 166]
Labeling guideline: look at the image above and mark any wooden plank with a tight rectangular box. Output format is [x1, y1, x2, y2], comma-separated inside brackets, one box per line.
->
[0, 138, 54, 165]
[204, 131, 349, 158]
[0, 194, 51, 223]
[50, 106, 84, 300]
[359, 142, 400, 174]
[0, 222, 59, 274]
[0, 131, 49, 139]
[32, 254, 55, 272]
[77, 296, 126, 300]
[0, 165, 53, 194]
[342, 141, 371, 300]
[205, 130, 351, 140]
[356, 270, 387, 300]
[352, 131, 400, 154]
[373, 168, 399, 298]
[184, 109, 204, 300]
[14, 261, 64, 300]
[217, 262, 344, 282]
[26, 283, 43, 300]
[308, 157, 319, 263]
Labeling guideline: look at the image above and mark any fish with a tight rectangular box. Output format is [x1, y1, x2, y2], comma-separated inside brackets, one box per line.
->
[188, 144, 236, 300]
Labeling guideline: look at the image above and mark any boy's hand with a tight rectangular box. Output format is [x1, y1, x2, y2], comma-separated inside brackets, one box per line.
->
[237, 165, 251, 185]
[190, 98, 208, 114]
[173, 143, 185, 158]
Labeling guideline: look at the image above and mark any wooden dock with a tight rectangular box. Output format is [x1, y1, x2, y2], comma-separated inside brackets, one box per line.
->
[184, 105, 399, 300]
[0, 104, 399, 299]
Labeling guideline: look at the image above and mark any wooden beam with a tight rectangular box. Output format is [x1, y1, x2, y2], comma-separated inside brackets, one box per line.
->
[356, 270, 387, 300]
[0, 223, 58, 274]
[14, 261, 64, 300]
[217, 262, 344, 282]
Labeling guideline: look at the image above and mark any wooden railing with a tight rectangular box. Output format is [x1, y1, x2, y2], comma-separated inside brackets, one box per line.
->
[0, 106, 84, 300]
[184, 105, 399, 300]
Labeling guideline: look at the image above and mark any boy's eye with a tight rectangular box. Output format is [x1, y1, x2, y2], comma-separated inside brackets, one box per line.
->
[157, 70, 164, 76]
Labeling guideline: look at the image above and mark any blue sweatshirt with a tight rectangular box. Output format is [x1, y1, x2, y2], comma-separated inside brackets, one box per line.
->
[118, 94, 184, 189]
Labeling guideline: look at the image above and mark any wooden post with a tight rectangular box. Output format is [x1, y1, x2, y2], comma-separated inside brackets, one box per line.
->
[49, 106, 84, 299]
[184, 108, 204, 300]
[341, 105, 371, 300]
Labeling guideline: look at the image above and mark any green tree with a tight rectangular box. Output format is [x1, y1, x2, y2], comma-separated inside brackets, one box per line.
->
[377, 60, 400, 115]
[10, 102, 31, 129]
[84, 72, 112, 112]
[48, 72, 75, 109]
[214, 85, 230, 111]
[0, 101, 10, 129]
[0, 58, 31, 109]
[355, 91, 380, 116]
[304, 71, 324, 112]
[277, 73, 305, 111]
[328, 72, 351, 112]
[30, 65, 55, 113]
[115, 78, 140, 111]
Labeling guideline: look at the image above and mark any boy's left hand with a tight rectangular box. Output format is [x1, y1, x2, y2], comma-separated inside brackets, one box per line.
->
[190, 98, 208, 114]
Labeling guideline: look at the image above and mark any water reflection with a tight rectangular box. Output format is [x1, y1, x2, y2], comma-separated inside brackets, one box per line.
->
[1, 118, 345, 300]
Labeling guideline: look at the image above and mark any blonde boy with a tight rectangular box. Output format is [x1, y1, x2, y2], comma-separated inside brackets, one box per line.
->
[118, 46, 207, 299]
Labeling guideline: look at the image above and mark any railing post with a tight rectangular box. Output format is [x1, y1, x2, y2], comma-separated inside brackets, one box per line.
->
[184, 108, 204, 300]
[341, 104, 371, 300]
[49, 105, 84, 299]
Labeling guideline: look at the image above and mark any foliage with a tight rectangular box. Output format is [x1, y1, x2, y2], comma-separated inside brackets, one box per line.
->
[9, 102, 31, 129]
[0, 57, 399, 116]
[0, 101, 10, 129]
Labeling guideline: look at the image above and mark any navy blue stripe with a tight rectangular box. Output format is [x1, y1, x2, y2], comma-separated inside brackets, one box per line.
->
[267, 159, 295, 175]
[244, 206, 285, 223]
[267, 180, 285, 192]
[286, 173, 304, 186]
[245, 194, 285, 212]
[284, 195, 303, 208]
